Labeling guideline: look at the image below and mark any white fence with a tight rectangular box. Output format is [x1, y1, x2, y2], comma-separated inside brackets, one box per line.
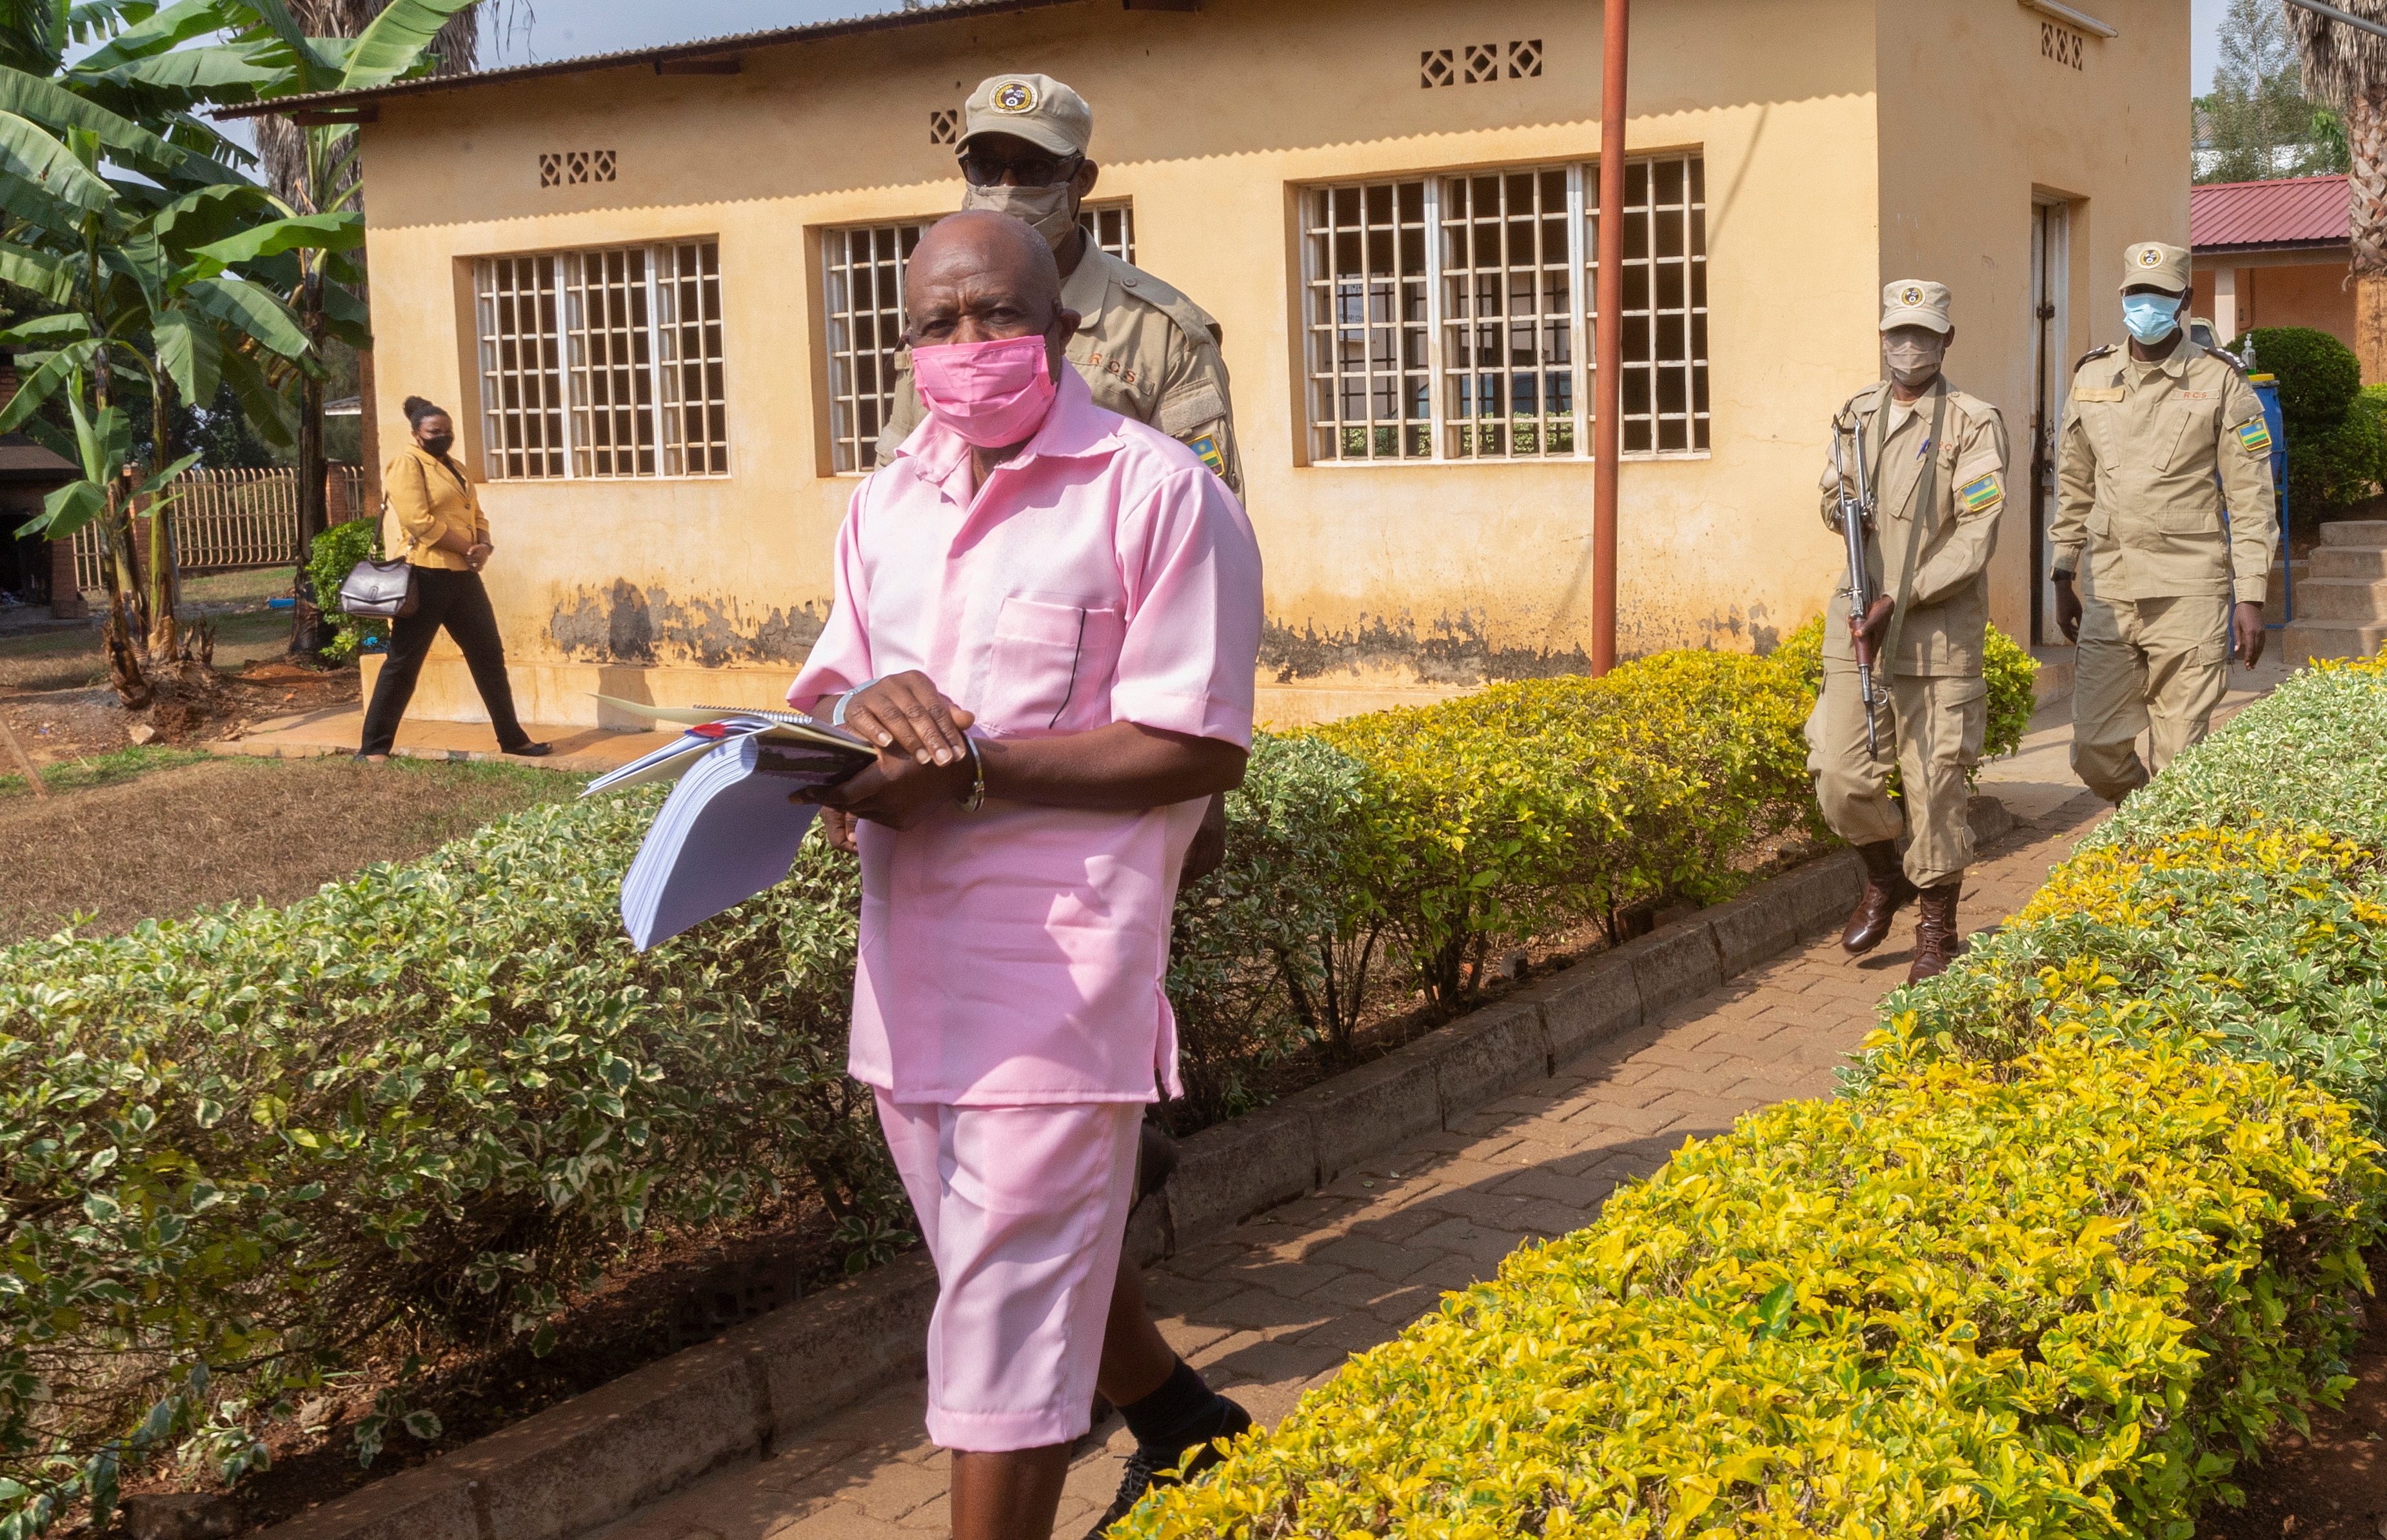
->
[70, 466, 368, 589]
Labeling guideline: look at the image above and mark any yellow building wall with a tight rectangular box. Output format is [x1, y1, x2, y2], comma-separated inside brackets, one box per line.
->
[353, 0, 2177, 730]
[1876, 0, 2190, 655]
[2215, 259, 2359, 357]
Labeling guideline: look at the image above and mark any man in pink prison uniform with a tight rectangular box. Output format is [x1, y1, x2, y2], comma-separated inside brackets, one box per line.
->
[786, 210, 1265, 1540]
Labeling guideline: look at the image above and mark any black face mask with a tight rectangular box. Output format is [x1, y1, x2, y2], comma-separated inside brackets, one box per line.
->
[420, 433, 455, 457]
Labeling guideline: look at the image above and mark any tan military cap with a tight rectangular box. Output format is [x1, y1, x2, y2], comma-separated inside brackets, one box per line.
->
[2121, 241, 2191, 294]
[1879, 279, 1952, 334]
[962, 73, 1093, 157]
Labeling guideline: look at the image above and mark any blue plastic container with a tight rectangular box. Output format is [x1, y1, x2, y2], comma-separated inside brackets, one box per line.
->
[2248, 375, 2291, 626]
[266, 597, 295, 610]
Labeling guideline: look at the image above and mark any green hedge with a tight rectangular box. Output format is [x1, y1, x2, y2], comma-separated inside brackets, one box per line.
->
[1124, 1038, 2379, 1538]
[0, 627, 2038, 1525]
[1122, 653, 2387, 1540]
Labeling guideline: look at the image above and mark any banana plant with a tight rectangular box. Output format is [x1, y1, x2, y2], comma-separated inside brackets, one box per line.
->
[57, 0, 481, 651]
[0, 95, 339, 671]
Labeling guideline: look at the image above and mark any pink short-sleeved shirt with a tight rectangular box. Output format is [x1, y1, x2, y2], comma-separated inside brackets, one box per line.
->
[788, 368, 1264, 1105]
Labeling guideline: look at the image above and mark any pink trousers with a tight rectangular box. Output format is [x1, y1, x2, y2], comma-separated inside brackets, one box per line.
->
[874, 1094, 1142, 1452]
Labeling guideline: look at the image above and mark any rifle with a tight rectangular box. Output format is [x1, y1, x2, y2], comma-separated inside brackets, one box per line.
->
[1830, 403, 1888, 757]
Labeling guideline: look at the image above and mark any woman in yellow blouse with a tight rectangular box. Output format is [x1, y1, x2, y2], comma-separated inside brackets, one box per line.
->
[356, 397, 549, 761]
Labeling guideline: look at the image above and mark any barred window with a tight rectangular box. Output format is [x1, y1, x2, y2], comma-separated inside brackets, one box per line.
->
[1302, 153, 1707, 464]
[823, 221, 927, 477]
[821, 202, 1136, 473]
[473, 239, 727, 479]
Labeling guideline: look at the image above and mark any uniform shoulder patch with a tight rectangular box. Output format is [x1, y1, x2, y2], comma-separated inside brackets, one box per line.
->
[2235, 417, 2274, 456]
[2072, 343, 2118, 374]
[1958, 471, 2004, 513]
[1188, 434, 1227, 480]
[2200, 344, 2250, 377]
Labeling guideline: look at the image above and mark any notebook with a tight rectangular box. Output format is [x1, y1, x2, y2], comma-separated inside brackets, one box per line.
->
[584, 698, 875, 950]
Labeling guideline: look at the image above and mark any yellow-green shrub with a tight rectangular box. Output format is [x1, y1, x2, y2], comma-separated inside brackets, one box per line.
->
[1122, 1034, 2384, 1539]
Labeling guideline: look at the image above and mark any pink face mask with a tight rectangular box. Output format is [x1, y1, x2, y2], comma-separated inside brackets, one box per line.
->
[911, 334, 1059, 448]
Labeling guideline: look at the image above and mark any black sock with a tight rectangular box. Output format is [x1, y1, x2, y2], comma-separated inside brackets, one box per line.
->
[1118, 1357, 1228, 1453]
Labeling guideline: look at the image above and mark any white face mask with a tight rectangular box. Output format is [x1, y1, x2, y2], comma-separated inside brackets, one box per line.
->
[1882, 334, 1946, 391]
[959, 183, 1079, 253]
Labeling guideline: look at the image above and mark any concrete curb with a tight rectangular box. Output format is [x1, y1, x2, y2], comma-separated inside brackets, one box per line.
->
[261, 801, 2013, 1540]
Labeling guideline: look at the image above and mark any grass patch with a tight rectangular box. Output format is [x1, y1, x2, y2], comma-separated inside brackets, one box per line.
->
[0, 744, 212, 799]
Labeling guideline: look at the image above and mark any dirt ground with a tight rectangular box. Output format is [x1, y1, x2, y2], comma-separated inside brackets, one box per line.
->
[0, 755, 584, 942]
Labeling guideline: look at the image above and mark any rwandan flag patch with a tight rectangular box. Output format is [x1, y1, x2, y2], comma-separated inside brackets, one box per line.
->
[1189, 435, 1227, 479]
[2236, 418, 2273, 455]
[1959, 472, 2003, 513]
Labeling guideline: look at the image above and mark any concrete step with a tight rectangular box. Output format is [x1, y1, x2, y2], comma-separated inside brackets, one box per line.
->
[2289, 576, 2387, 622]
[2318, 519, 2387, 548]
[2311, 545, 2387, 579]
[2264, 559, 2313, 625]
[2283, 618, 2387, 664]
[2028, 646, 2074, 707]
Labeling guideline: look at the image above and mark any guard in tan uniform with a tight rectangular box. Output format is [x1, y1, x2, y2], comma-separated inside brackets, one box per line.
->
[875, 72, 1243, 499]
[2052, 241, 2275, 804]
[1810, 281, 2009, 985]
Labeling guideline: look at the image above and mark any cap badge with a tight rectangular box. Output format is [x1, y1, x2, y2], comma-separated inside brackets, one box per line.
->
[1899, 285, 1924, 307]
[2138, 247, 2163, 266]
[991, 79, 1038, 114]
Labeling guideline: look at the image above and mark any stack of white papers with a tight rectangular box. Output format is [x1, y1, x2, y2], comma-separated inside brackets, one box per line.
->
[583, 696, 875, 951]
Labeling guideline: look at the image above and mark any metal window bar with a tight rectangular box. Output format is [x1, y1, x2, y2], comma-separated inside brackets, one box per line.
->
[1438, 165, 1575, 458]
[1078, 201, 1134, 264]
[68, 466, 368, 589]
[822, 221, 927, 473]
[1589, 152, 1709, 455]
[657, 241, 730, 476]
[1300, 178, 1432, 460]
[477, 255, 568, 479]
[564, 246, 658, 477]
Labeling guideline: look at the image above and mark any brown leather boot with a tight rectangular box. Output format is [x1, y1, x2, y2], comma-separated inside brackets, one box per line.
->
[1840, 841, 1916, 954]
[1906, 881, 1963, 984]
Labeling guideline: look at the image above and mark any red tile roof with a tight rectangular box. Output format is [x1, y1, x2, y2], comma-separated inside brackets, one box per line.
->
[2191, 175, 2350, 252]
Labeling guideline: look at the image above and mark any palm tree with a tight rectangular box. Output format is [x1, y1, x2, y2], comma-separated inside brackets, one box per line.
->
[2288, 0, 2387, 379]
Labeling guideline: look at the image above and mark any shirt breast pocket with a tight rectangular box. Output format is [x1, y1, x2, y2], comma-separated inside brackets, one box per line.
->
[980, 597, 1126, 737]
[2155, 401, 2209, 474]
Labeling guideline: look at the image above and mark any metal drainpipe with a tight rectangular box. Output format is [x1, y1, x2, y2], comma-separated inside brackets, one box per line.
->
[1592, 0, 1629, 675]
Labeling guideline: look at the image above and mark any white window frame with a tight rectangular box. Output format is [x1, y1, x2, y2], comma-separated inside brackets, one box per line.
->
[473, 239, 728, 480]
[1300, 153, 1708, 466]
[820, 203, 1137, 475]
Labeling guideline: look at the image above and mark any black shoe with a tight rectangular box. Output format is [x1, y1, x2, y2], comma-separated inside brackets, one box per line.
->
[504, 742, 553, 758]
[1082, 1399, 1251, 1537]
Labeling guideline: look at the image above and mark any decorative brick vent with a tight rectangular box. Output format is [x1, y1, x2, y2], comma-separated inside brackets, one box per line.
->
[1422, 41, 1541, 87]
[539, 150, 617, 188]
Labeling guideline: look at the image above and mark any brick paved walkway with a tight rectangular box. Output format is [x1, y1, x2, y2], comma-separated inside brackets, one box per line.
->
[596, 785, 2113, 1540]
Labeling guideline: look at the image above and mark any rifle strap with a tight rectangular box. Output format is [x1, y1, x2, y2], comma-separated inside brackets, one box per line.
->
[1879, 382, 1947, 679]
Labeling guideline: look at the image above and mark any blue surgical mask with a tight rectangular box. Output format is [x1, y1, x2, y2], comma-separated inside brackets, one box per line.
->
[2122, 292, 2183, 344]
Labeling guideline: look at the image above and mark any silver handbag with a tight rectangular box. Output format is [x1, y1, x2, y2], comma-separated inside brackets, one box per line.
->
[337, 497, 417, 619]
[337, 554, 417, 619]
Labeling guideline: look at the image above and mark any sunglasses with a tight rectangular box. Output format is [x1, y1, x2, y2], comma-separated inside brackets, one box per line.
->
[958, 150, 1084, 189]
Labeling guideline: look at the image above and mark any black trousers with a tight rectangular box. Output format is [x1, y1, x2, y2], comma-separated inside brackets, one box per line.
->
[358, 567, 530, 755]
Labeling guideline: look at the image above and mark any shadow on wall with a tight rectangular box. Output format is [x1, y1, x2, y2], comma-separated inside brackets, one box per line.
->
[548, 581, 827, 667]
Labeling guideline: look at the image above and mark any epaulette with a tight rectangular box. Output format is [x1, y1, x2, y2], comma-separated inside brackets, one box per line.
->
[1110, 254, 1226, 348]
[2072, 343, 2119, 374]
[2199, 344, 2250, 378]
[1839, 380, 1890, 418]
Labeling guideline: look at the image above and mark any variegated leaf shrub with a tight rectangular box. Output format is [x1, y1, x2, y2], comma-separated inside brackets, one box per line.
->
[1122, 1036, 2382, 1538]
[1124, 654, 2387, 1539]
